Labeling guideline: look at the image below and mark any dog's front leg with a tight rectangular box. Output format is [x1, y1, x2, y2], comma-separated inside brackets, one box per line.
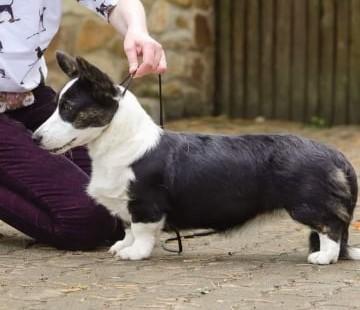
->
[109, 228, 135, 256]
[117, 219, 165, 260]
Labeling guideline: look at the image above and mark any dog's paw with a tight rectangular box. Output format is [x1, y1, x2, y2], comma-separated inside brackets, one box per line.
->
[116, 244, 152, 261]
[307, 251, 338, 265]
[109, 240, 131, 256]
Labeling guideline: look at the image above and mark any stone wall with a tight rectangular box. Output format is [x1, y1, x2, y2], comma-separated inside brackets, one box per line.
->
[46, 0, 214, 120]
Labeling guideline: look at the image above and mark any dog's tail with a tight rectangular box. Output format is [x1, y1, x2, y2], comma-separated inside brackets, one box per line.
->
[340, 161, 360, 260]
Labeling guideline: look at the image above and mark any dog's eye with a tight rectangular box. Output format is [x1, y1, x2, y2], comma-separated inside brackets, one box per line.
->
[63, 102, 73, 111]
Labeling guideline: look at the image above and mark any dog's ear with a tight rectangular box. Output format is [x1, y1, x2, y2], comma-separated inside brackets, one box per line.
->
[75, 56, 118, 98]
[56, 51, 78, 78]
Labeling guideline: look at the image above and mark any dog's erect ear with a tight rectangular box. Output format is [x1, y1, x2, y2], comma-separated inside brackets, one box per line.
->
[56, 51, 78, 78]
[75, 56, 118, 98]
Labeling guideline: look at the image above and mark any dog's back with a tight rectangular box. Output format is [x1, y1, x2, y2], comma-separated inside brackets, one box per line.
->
[131, 132, 356, 229]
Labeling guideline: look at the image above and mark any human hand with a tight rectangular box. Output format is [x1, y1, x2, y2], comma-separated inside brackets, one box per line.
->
[123, 28, 167, 78]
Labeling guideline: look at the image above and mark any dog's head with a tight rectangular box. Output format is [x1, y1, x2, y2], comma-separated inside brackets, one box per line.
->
[33, 51, 121, 154]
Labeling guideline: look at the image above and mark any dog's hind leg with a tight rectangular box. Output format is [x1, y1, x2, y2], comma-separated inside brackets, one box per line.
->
[309, 231, 320, 254]
[117, 218, 165, 260]
[288, 205, 345, 264]
[307, 231, 341, 265]
[109, 228, 134, 257]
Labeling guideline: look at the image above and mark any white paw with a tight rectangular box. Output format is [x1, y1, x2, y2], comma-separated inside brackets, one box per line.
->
[117, 244, 152, 261]
[109, 240, 132, 256]
[308, 251, 338, 265]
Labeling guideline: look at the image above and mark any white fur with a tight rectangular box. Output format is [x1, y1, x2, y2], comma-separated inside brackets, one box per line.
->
[109, 229, 134, 255]
[307, 233, 340, 265]
[84, 89, 162, 259]
[116, 218, 165, 260]
[86, 89, 162, 224]
[59, 78, 78, 100]
[35, 106, 104, 154]
[35, 78, 104, 154]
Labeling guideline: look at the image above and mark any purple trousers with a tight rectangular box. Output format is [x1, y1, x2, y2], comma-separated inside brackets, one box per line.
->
[0, 85, 124, 250]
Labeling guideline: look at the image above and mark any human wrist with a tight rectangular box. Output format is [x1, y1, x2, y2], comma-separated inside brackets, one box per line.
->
[126, 24, 149, 36]
[109, 0, 148, 36]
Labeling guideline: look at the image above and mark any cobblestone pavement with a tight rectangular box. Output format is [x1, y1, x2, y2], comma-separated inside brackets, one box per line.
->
[1, 118, 360, 310]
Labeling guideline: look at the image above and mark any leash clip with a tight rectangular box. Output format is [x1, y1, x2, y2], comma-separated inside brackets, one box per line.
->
[119, 69, 138, 97]
[118, 70, 164, 129]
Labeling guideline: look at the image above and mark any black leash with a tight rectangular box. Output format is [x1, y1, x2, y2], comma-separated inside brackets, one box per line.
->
[120, 72, 164, 129]
[161, 229, 218, 254]
[120, 71, 217, 254]
[158, 74, 164, 129]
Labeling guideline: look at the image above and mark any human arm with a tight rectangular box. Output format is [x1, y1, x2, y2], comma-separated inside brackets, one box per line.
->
[78, 0, 167, 77]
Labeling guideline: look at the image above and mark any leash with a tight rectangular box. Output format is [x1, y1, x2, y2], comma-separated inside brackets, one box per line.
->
[119, 71, 217, 254]
[161, 229, 218, 253]
[120, 71, 164, 129]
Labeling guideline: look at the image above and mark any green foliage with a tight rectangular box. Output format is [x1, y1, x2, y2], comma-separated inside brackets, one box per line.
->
[307, 116, 329, 128]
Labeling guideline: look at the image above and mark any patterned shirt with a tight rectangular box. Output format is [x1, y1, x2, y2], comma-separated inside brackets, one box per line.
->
[0, 0, 118, 92]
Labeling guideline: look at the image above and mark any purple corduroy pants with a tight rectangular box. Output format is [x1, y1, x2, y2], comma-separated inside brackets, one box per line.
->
[0, 84, 124, 250]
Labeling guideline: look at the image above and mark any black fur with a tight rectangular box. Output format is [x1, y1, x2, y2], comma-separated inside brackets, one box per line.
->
[128, 132, 358, 251]
[56, 54, 119, 129]
[0, 68, 6, 78]
[0, 0, 20, 23]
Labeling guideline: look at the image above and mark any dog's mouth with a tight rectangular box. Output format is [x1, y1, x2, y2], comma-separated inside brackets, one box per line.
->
[48, 138, 77, 154]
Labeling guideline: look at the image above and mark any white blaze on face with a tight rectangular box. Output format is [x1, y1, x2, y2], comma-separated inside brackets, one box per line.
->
[35, 107, 76, 153]
[59, 77, 78, 99]
[33, 78, 105, 154]
[35, 106, 106, 154]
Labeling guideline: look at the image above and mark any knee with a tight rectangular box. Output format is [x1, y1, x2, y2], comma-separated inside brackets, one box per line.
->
[52, 204, 120, 251]
[0, 115, 28, 138]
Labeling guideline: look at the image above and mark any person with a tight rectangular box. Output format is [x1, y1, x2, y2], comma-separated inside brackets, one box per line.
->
[0, 0, 167, 250]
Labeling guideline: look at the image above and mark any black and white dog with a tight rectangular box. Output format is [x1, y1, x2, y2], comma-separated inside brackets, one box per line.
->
[34, 52, 360, 264]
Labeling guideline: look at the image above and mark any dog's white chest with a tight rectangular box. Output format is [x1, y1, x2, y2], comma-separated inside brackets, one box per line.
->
[87, 164, 135, 224]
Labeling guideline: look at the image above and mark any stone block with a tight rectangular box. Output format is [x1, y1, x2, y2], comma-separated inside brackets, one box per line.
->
[194, 0, 213, 10]
[194, 14, 212, 48]
[148, 0, 171, 34]
[75, 18, 117, 53]
[167, 0, 192, 8]
[82, 50, 123, 82]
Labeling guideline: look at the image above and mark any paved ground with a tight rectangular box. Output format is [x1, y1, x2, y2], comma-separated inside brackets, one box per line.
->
[1, 117, 360, 310]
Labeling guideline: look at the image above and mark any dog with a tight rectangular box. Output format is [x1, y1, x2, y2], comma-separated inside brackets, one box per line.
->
[0, 0, 20, 23]
[33, 51, 360, 264]
[39, 7, 46, 31]
[96, 2, 114, 18]
[0, 68, 6, 78]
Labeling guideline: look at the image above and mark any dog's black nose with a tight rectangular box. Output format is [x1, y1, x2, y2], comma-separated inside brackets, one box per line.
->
[32, 134, 43, 146]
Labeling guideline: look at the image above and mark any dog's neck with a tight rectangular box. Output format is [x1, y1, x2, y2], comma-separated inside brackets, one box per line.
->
[87, 91, 162, 168]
